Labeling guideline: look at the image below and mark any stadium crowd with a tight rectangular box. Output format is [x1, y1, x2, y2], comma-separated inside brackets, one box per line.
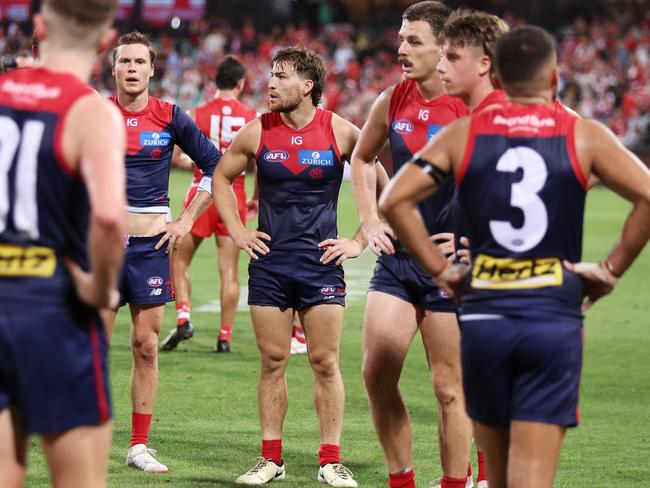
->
[1, 14, 650, 148]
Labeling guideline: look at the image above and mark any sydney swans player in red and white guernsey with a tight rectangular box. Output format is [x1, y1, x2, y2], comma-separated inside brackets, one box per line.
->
[163, 56, 257, 354]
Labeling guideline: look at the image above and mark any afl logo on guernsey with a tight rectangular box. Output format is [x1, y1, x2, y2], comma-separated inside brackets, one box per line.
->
[264, 150, 290, 162]
[392, 119, 413, 134]
[299, 150, 334, 166]
[140, 131, 171, 147]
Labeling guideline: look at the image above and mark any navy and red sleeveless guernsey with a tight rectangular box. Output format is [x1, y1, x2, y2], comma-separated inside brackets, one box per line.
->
[110, 96, 221, 214]
[255, 109, 344, 251]
[457, 102, 587, 319]
[0, 68, 96, 305]
[388, 79, 468, 236]
[0, 67, 111, 434]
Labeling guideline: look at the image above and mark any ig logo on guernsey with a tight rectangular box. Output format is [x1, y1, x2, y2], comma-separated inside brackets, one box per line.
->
[140, 131, 171, 147]
[299, 150, 334, 166]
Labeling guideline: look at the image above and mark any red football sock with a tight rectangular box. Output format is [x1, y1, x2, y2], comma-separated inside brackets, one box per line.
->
[262, 439, 282, 465]
[318, 443, 341, 465]
[477, 451, 487, 482]
[388, 468, 415, 488]
[176, 301, 190, 325]
[218, 324, 233, 342]
[441, 476, 468, 488]
[130, 412, 152, 447]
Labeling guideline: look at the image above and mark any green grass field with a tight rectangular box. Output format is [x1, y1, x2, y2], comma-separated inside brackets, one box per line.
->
[26, 171, 649, 487]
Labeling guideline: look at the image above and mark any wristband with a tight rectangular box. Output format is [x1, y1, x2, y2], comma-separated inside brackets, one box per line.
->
[602, 260, 622, 279]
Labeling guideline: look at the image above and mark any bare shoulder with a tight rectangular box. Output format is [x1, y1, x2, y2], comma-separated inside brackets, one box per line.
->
[331, 112, 360, 157]
[230, 115, 263, 156]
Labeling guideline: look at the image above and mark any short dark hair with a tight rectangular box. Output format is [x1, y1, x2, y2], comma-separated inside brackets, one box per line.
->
[113, 31, 155, 64]
[44, 0, 117, 27]
[440, 10, 509, 64]
[495, 26, 556, 92]
[272, 47, 327, 107]
[215, 56, 246, 90]
[402, 1, 451, 36]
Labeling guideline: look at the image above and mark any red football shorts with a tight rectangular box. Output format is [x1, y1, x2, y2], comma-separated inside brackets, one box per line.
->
[183, 175, 246, 238]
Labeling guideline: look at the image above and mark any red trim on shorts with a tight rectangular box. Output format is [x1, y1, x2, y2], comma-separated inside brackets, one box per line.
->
[566, 116, 588, 189]
[89, 320, 110, 422]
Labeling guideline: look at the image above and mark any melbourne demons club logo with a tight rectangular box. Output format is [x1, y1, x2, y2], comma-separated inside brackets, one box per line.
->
[151, 148, 162, 159]
[310, 167, 324, 179]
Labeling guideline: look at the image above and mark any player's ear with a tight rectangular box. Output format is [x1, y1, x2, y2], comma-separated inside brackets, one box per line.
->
[550, 65, 559, 92]
[237, 78, 246, 93]
[478, 55, 491, 77]
[32, 14, 46, 43]
[303, 79, 314, 98]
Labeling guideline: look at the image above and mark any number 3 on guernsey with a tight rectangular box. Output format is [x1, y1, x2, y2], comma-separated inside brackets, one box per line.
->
[0, 116, 45, 239]
[489, 146, 548, 253]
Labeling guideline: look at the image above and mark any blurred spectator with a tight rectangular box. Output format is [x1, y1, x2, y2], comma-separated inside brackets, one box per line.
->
[2, 15, 649, 149]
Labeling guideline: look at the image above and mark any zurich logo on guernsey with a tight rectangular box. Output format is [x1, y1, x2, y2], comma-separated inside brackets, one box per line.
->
[391, 119, 413, 134]
[140, 131, 171, 147]
[299, 150, 334, 166]
[264, 150, 290, 162]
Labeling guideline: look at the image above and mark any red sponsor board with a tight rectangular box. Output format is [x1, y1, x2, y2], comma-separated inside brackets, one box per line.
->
[116, 0, 136, 20]
[142, 0, 205, 25]
[1, 0, 30, 22]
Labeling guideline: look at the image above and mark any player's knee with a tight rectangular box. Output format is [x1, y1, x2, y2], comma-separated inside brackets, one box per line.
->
[260, 352, 289, 377]
[309, 353, 339, 379]
[133, 338, 158, 365]
[432, 373, 463, 408]
[363, 356, 398, 395]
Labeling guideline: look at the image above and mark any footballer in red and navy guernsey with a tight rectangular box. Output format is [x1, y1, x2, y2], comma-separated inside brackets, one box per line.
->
[213, 47, 379, 487]
[381, 26, 650, 488]
[349, 3, 473, 488]
[0, 0, 127, 484]
[105, 31, 221, 474]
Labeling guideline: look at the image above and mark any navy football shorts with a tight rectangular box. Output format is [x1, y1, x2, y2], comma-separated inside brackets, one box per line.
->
[0, 304, 111, 434]
[459, 314, 583, 427]
[368, 252, 457, 313]
[119, 235, 173, 306]
[248, 250, 345, 311]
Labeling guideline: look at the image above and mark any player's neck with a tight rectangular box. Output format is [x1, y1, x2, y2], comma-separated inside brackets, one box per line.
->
[508, 91, 553, 106]
[214, 89, 239, 100]
[39, 47, 94, 83]
[279, 102, 317, 130]
[415, 75, 444, 101]
[118, 90, 150, 113]
[466, 81, 495, 113]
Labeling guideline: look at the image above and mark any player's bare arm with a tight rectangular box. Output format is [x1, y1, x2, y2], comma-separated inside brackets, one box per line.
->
[213, 118, 270, 259]
[564, 118, 650, 310]
[350, 87, 396, 256]
[319, 113, 368, 265]
[171, 145, 194, 171]
[379, 118, 470, 297]
[64, 95, 127, 310]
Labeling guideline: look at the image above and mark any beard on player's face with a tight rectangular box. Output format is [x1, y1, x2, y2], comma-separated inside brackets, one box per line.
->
[269, 90, 302, 113]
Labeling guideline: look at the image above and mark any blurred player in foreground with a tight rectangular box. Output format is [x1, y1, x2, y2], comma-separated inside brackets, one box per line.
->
[380, 25, 650, 488]
[0, 0, 126, 486]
